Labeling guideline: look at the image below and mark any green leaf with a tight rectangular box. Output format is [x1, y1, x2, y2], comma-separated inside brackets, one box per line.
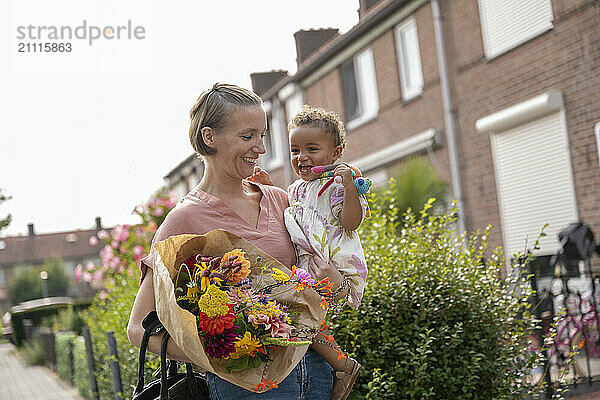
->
[226, 356, 249, 373]
[248, 355, 262, 369]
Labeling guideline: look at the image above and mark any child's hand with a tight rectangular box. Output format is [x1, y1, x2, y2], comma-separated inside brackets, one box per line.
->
[247, 166, 274, 186]
[333, 164, 356, 189]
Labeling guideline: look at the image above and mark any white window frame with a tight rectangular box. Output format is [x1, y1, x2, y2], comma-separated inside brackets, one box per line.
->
[477, 0, 554, 59]
[395, 17, 424, 101]
[260, 101, 284, 170]
[595, 122, 600, 168]
[342, 47, 379, 131]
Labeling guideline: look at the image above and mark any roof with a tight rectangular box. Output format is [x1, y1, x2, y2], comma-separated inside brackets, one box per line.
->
[0, 229, 105, 266]
[164, 153, 199, 180]
[260, 0, 410, 100]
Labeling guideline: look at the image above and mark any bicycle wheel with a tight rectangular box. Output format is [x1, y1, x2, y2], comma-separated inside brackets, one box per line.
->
[572, 325, 600, 378]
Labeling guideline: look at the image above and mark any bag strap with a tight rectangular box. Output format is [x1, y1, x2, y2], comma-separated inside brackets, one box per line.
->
[159, 332, 200, 399]
[133, 311, 165, 395]
[160, 331, 170, 400]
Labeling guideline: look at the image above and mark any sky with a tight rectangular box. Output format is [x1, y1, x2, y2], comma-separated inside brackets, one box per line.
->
[0, 0, 359, 237]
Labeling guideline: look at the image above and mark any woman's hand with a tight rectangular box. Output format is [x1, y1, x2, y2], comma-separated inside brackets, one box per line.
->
[309, 256, 349, 301]
[246, 166, 274, 186]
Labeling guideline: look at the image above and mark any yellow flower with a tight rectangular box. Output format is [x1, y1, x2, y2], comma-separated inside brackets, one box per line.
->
[186, 283, 199, 299]
[230, 332, 263, 359]
[270, 267, 290, 283]
[221, 249, 251, 284]
[197, 284, 230, 318]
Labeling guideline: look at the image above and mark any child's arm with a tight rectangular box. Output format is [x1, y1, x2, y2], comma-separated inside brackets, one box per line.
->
[334, 164, 363, 231]
[246, 166, 275, 186]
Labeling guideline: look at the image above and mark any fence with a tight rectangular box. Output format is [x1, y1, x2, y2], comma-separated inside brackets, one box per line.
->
[29, 326, 123, 400]
[531, 253, 600, 397]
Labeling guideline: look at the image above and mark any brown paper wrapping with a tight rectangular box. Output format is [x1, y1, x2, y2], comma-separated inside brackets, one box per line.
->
[152, 229, 327, 391]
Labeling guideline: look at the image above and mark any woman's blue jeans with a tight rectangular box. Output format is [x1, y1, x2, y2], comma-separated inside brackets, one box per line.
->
[206, 349, 333, 399]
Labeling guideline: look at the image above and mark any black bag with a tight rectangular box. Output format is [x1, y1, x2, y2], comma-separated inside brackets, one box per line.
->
[132, 311, 210, 400]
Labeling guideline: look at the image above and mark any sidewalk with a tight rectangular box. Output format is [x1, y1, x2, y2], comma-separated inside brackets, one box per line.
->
[0, 342, 83, 400]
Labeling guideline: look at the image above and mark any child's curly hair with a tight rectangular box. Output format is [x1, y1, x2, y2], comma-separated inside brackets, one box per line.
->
[288, 105, 347, 153]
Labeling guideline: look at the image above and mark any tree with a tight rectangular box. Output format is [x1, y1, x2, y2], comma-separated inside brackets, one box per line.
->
[374, 156, 447, 220]
[0, 188, 11, 234]
[8, 258, 70, 304]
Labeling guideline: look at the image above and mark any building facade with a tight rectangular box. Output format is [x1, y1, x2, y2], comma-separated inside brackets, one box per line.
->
[0, 219, 104, 313]
[250, 0, 600, 264]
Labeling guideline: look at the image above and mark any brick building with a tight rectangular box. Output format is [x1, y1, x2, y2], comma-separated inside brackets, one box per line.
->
[250, 0, 600, 265]
[0, 219, 104, 313]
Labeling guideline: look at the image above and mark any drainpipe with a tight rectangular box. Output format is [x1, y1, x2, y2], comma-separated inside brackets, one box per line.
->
[431, 0, 466, 234]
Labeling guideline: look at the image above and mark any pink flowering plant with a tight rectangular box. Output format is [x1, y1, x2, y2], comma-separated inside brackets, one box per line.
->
[76, 188, 178, 292]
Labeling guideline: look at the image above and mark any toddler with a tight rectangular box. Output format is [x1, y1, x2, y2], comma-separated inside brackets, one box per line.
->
[285, 105, 368, 400]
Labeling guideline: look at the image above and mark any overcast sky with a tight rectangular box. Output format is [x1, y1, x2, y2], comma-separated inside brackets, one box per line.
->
[0, 0, 359, 236]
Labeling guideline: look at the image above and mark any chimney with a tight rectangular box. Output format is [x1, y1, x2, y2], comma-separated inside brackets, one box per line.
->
[293, 28, 339, 66]
[250, 71, 289, 97]
[28, 223, 35, 237]
[358, 0, 385, 19]
[95, 216, 102, 231]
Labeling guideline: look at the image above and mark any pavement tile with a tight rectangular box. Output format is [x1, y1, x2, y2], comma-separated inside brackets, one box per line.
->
[0, 342, 83, 400]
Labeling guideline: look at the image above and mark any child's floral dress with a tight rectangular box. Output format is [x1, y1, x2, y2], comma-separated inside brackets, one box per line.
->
[284, 178, 368, 308]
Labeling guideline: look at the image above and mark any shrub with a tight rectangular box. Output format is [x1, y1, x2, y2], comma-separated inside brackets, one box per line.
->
[56, 331, 77, 383]
[42, 306, 86, 335]
[79, 188, 174, 400]
[73, 335, 93, 399]
[330, 195, 542, 399]
[373, 156, 447, 222]
[82, 276, 155, 400]
[18, 339, 46, 366]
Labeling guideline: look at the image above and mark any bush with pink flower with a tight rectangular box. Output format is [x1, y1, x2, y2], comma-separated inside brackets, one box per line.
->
[77, 188, 178, 291]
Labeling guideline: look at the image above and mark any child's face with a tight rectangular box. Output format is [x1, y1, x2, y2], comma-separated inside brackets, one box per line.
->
[289, 125, 342, 181]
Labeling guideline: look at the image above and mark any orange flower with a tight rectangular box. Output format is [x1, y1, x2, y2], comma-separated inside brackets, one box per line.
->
[197, 304, 235, 335]
[253, 378, 278, 392]
[221, 249, 251, 284]
[321, 333, 335, 342]
[319, 320, 330, 331]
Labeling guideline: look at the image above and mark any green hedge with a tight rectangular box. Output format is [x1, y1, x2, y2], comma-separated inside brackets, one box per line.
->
[82, 277, 158, 400]
[330, 195, 542, 399]
[56, 331, 77, 383]
[73, 335, 93, 399]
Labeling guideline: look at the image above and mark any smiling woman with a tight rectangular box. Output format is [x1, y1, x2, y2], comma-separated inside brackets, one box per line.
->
[127, 83, 333, 399]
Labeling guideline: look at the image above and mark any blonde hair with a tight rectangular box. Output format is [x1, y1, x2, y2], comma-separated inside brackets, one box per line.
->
[288, 105, 347, 153]
[189, 83, 263, 157]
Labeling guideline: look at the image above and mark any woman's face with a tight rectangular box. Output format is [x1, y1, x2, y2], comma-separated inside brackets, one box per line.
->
[210, 105, 267, 180]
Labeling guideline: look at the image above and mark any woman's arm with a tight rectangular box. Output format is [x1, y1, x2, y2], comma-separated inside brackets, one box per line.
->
[334, 165, 362, 231]
[127, 267, 192, 362]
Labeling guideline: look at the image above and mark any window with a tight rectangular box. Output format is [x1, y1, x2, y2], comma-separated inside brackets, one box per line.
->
[478, 0, 554, 58]
[395, 18, 423, 101]
[491, 111, 578, 258]
[340, 47, 379, 129]
[261, 112, 283, 169]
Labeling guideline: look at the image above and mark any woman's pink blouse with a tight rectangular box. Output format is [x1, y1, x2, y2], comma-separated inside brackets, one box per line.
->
[139, 182, 297, 282]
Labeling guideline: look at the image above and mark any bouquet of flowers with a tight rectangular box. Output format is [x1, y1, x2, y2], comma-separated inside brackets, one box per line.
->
[151, 230, 335, 392]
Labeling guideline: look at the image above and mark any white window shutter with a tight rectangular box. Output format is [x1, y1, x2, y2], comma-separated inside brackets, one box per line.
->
[491, 112, 578, 257]
[478, 0, 554, 58]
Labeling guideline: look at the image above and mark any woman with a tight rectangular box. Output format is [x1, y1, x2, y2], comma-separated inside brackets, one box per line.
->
[127, 83, 348, 399]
